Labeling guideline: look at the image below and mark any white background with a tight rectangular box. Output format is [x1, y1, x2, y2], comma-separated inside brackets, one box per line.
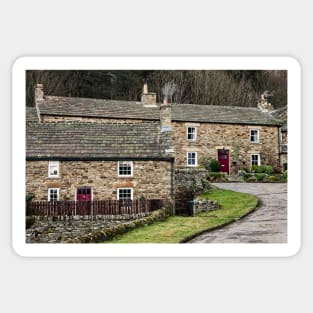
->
[1, 1, 310, 312]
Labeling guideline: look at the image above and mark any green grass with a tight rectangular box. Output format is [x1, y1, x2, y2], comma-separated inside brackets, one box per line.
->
[105, 188, 258, 243]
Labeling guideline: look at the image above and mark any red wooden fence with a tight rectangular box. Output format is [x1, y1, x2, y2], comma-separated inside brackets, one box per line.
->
[26, 199, 166, 217]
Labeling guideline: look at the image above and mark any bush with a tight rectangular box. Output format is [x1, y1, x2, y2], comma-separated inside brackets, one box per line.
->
[282, 170, 288, 179]
[242, 172, 253, 180]
[252, 165, 274, 175]
[246, 176, 257, 182]
[209, 159, 220, 172]
[199, 156, 211, 171]
[268, 175, 277, 182]
[207, 172, 226, 182]
[255, 173, 267, 182]
[26, 193, 35, 201]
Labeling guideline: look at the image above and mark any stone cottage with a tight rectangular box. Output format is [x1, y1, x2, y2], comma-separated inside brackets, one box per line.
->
[26, 83, 285, 204]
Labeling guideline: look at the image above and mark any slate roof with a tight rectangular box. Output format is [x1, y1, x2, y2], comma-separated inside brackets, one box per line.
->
[26, 121, 172, 160]
[271, 106, 287, 131]
[26, 107, 39, 122]
[38, 96, 282, 126]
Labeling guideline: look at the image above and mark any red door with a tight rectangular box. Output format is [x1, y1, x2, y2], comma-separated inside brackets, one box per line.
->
[76, 187, 92, 201]
[218, 149, 229, 174]
[76, 187, 92, 215]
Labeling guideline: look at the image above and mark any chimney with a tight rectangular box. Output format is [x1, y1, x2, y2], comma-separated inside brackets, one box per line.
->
[160, 97, 172, 132]
[258, 91, 274, 112]
[141, 82, 156, 106]
[34, 84, 44, 122]
[35, 83, 44, 101]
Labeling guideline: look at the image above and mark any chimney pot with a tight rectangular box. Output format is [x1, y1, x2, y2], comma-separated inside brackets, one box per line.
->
[35, 84, 44, 101]
[143, 82, 148, 94]
[141, 82, 156, 106]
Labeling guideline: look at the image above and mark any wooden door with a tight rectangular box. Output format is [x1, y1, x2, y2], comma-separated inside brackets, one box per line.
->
[76, 187, 92, 215]
[218, 149, 229, 174]
[76, 187, 92, 201]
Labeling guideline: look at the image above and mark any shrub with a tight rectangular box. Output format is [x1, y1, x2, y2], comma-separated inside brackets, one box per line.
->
[199, 156, 211, 171]
[282, 170, 288, 179]
[251, 165, 259, 173]
[207, 172, 226, 182]
[252, 165, 274, 175]
[255, 173, 267, 182]
[209, 159, 220, 172]
[26, 193, 35, 201]
[246, 176, 257, 182]
[242, 172, 253, 180]
[242, 167, 251, 173]
[268, 175, 277, 182]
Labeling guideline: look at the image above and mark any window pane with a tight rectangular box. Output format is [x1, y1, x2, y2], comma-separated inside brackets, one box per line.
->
[49, 188, 58, 202]
[119, 161, 132, 176]
[188, 152, 196, 166]
[119, 189, 132, 200]
[187, 127, 196, 140]
[49, 161, 59, 176]
[251, 155, 259, 166]
[250, 130, 259, 142]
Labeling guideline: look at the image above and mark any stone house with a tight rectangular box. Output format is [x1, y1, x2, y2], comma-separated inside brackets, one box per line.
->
[26, 83, 285, 203]
[271, 105, 288, 170]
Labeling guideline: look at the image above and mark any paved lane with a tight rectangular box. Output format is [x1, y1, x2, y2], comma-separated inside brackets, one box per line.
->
[189, 183, 287, 243]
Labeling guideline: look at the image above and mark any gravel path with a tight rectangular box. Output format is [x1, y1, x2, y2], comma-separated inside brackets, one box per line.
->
[188, 183, 287, 243]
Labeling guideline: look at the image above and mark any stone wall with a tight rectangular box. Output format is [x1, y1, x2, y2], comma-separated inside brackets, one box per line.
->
[26, 160, 172, 201]
[189, 199, 219, 215]
[172, 121, 280, 173]
[174, 168, 208, 213]
[26, 209, 169, 243]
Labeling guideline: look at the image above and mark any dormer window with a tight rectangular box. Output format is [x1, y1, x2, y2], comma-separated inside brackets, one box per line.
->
[250, 129, 259, 143]
[187, 127, 197, 141]
[48, 161, 59, 177]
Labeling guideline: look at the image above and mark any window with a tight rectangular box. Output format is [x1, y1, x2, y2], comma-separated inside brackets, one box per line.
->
[250, 129, 259, 143]
[48, 188, 59, 202]
[251, 154, 260, 166]
[187, 127, 197, 141]
[117, 188, 133, 200]
[48, 161, 59, 177]
[187, 152, 197, 167]
[118, 161, 133, 177]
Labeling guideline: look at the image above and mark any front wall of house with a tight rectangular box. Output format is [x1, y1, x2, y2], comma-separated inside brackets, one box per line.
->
[26, 160, 172, 201]
[172, 122, 280, 173]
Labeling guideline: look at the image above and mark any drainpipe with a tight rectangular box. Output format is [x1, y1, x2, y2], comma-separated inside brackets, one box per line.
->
[170, 158, 175, 215]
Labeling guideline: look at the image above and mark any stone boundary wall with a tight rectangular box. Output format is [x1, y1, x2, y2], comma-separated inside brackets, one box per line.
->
[26, 209, 169, 243]
[189, 199, 219, 215]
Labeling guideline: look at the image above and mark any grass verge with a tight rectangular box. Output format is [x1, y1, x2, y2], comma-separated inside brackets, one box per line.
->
[105, 188, 258, 243]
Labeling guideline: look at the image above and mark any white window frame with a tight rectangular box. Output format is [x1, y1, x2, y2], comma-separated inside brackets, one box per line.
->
[117, 188, 133, 200]
[48, 188, 60, 202]
[250, 154, 261, 167]
[187, 151, 198, 167]
[186, 126, 197, 141]
[48, 161, 59, 178]
[117, 161, 133, 177]
[250, 129, 260, 144]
